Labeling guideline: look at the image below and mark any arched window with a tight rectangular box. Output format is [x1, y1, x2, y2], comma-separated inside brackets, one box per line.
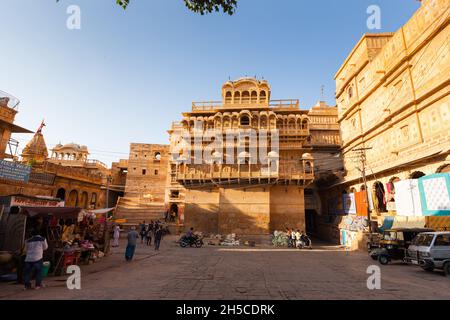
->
[234, 92, 241, 104]
[437, 164, 450, 173]
[154, 152, 161, 161]
[242, 91, 250, 104]
[260, 90, 267, 103]
[91, 193, 97, 208]
[56, 188, 66, 201]
[373, 182, 386, 213]
[240, 115, 250, 126]
[80, 192, 89, 209]
[302, 120, 308, 130]
[68, 190, 79, 207]
[250, 91, 258, 104]
[348, 86, 353, 99]
[410, 171, 425, 179]
[225, 91, 232, 104]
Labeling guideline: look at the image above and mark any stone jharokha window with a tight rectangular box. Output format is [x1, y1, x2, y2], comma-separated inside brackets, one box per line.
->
[240, 115, 250, 126]
[242, 91, 250, 104]
[251, 91, 258, 103]
[260, 90, 266, 103]
[225, 91, 232, 104]
[234, 91, 241, 104]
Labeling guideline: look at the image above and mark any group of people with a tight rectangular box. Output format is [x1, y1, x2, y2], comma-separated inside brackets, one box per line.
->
[139, 220, 164, 249]
[123, 221, 165, 261]
[286, 228, 311, 249]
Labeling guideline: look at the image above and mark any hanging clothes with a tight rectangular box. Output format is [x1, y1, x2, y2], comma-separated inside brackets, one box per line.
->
[418, 173, 450, 216]
[342, 193, 356, 214]
[355, 191, 369, 217]
[394, 179, 423, 217]
[386, 181, 396, 211]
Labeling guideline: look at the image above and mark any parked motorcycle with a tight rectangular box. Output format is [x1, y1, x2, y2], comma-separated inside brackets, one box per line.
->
[179, 235, 203, 248]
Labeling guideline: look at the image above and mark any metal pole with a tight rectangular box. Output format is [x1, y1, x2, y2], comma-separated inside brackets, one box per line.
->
[360, 152, 372, 234]
[352, 147, 373, 234]
[105, 176, 111, 209]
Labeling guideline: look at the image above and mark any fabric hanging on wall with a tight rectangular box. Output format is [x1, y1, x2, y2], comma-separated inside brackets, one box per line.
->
[394, 179, 423, 217]
[385, 182, 396, 211]
[342, 194, 356, 214]
[355, 191, 368, 217]
[418, 173, 450, 216]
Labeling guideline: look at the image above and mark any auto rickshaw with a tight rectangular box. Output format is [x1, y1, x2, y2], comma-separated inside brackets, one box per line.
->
[370, 228, 434, 265]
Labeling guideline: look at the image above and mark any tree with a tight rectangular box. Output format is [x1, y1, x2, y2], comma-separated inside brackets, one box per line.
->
[57, 0, 238, 15]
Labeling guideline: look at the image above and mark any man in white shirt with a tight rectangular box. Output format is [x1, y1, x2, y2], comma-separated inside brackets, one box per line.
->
[24, 229, 48, 290]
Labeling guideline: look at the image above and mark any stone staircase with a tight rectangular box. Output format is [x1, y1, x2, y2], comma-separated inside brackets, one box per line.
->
[114, 197, 166, 227]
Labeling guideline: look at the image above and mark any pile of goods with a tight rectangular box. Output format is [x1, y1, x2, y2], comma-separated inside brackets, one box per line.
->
[272, 231, 289, 247]
[204, 233, 241, 246]
[220, 233, 240, 246]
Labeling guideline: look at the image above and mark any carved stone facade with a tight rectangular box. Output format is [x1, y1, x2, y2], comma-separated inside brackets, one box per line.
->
[320, 0, 450, 240]
[168, 78, 317, 234]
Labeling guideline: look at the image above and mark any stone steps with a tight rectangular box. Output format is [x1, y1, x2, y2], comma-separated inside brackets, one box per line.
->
[114, 196, 166, 225]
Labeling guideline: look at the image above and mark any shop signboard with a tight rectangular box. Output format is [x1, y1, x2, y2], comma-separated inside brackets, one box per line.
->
[0, 160, 31, 182]
[10, 195, 65, 208]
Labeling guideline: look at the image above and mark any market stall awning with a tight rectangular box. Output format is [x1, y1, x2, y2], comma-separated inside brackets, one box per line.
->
[391, 216, 426, 229]
[87, 208, 115, 215]
[20, 206, 83, 220]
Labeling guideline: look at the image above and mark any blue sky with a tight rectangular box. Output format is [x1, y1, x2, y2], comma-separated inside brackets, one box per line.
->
[0, 0, 420, 165]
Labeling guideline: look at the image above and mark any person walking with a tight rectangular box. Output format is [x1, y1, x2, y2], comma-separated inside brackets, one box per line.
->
[125, 226, 139, 261]
[295, 229, 302, 249]
[154, 227, 163, 251]
[290, 229, 296, 249]
[146, 223, 153, 246]
[112, 225, 120, 247]
[286, 228, 292, 247]
[23, 229, 48, 290]
[139, 221, 146, 244]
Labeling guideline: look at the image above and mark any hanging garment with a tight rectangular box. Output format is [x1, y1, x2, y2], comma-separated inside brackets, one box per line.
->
[394, 179, 423, 217]
[355, 191, 369, 217]
[343, 193, 356, 214]
[418, 173, 450, 216]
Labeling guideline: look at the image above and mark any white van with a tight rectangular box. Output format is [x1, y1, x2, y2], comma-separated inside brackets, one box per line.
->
[406, 231, 450, 277]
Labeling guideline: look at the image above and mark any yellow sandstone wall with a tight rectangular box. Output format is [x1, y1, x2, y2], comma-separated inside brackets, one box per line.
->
[183, 185, 306, 235]
[218, 187, 270, 234]
[270, 186, 305, 232]
[184, 188, 220, 233]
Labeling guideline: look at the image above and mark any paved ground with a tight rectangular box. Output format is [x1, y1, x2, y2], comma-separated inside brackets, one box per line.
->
[1, 235, 449, 300]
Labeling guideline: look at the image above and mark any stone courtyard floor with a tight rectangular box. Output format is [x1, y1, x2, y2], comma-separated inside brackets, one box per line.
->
[1, 235, 449, 300]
